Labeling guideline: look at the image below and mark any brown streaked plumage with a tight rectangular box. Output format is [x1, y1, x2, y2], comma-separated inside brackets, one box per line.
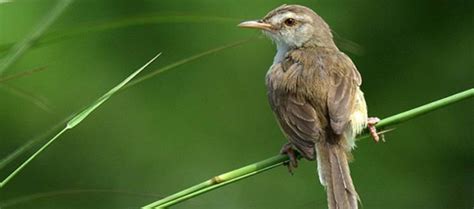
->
[239, 4, 380, 209]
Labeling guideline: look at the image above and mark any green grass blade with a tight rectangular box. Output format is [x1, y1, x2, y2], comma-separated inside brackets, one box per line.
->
[0, 38, 246, 186]
[0, 83, 52, 112]
[142, 88, 474, 208]
[123, 38, 251, 90]
[67, 53, 160, 128]
[0, 66, 47, 82]
[0, 53, 161, 188]
[0, 128, 67, 189]
[0, 0, 73, 75]
[0, 116, 70, 171]
[0, 67, 50, 111]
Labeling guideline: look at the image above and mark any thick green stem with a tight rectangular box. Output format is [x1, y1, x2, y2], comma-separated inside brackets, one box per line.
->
[142, 155, 287, 208]
[142, 88, 473, 208]
[376, 89, 473, 127]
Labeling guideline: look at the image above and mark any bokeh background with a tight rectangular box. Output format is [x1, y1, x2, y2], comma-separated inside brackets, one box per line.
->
[0, 0, 473, 208]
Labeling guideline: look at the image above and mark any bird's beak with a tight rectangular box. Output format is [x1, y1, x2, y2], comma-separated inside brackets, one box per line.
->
[238, 20, 272, 31]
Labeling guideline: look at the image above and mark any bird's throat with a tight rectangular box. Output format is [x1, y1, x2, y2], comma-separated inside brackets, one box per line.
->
[273, 42, 291, 64]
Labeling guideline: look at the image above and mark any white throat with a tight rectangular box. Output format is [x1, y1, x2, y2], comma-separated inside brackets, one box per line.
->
[273, 42, 290, 64]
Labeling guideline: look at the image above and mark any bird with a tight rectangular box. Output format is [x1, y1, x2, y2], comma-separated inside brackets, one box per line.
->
[238, 4, 380, 209]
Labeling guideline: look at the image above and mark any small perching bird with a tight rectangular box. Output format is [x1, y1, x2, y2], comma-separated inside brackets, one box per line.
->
[238, 4, 380, 209]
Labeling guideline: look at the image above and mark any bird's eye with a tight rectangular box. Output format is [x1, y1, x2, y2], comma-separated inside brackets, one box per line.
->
[284, 18, 296, 26]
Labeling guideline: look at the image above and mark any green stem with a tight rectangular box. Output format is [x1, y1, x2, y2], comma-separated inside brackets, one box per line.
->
[142, 155, 287, 208]
[376, 89, 474, 127]
[0, 128, 67, 188]
[142, 88, 474, 208]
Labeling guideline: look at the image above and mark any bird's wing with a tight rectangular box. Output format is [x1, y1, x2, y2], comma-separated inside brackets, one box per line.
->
[327, 52, 362, 135]
[267, 62, 322, 160]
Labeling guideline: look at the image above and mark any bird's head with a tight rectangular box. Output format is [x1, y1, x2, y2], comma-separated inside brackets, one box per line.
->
[238, 4, 336, 49]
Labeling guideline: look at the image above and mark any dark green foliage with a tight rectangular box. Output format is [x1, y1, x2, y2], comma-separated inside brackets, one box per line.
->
[0, 0, 472, 209]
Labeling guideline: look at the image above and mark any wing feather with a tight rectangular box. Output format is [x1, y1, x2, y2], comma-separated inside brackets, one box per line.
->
[327, 53, 362, 135]
[267, 62, 321, 160]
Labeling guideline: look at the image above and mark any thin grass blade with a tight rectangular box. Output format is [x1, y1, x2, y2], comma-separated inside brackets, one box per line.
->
[0, 83, 52, 112]
[0, 53, 161, 188]
[0, 0, 73, 75]
[0, 116, 71, 170]
[67, 53, 160, 128]
[0, 66, 47, 82]
[123, 38, 251, 90]
[0, 38, 247, 186]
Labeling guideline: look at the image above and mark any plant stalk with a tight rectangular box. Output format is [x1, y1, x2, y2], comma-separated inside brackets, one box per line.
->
[142, 88, 473, 208]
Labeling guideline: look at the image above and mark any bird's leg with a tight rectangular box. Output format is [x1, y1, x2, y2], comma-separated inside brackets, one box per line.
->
[280, 143, 299, 174]
[367, 117, 383, 142]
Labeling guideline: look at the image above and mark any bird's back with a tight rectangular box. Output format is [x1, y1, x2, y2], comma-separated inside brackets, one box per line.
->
[267, 46, 362, 209]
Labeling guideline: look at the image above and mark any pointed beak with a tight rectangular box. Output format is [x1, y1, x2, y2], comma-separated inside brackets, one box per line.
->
[238, 20, 272, 31]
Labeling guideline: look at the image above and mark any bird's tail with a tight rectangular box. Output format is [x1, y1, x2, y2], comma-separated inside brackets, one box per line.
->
[316, 142, 359, 209]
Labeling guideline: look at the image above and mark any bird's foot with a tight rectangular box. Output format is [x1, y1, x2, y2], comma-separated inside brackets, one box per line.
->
[280, 143, 299, 175]
[367, 117, 384, 143]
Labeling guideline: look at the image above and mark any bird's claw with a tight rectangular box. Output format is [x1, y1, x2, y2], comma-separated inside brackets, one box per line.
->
[280, 143, 298, 175]
[367, 117, 384, 143]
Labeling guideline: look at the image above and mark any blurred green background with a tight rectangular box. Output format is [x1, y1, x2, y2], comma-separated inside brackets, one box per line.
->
[0, 0, 473, 208]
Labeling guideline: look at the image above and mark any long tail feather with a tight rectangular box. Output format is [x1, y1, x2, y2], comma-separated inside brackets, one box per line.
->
[316, 142, 358, 209]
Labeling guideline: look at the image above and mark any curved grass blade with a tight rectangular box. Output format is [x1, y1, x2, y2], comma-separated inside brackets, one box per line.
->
[0, 0, 74, 75]
[0, 38, 248, 187]
[0, 14, 240, 54]
[0, 66, 47, 82]
[123, 38, 251, 90]
[142, 88, 474, 208]
[0, 53, 161, 188]
[0, 66, 51, 111]
[0, 83, 52, 112]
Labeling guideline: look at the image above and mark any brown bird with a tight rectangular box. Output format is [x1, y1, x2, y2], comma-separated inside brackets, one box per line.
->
[238, 4, 380, 209]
